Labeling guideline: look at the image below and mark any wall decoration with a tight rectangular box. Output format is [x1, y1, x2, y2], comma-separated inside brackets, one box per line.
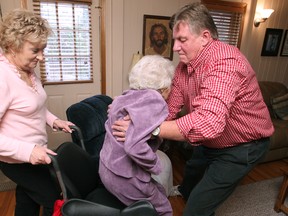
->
[280, 30, 288, 56]
[142, 15, 173, 60]
[261, 28, 283, 56]
[0, 3, 2, 22]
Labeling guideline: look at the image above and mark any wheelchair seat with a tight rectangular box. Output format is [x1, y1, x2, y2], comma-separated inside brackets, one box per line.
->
[49, 142, 158, 215]
[61, 198, 158, 216]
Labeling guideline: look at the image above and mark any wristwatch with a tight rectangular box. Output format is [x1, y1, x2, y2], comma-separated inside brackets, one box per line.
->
[152, 126, 161, 136]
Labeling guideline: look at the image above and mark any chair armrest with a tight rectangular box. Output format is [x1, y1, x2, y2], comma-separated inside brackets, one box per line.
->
[61, 198, 120, 216]
[61, 198, 158, 216]
[121, 200, 158, 216]
[69, 125, 86, 151]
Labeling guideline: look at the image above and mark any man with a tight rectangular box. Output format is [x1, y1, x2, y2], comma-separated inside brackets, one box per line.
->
[145, 23, 171, 57]
[113, 3, 274, 216]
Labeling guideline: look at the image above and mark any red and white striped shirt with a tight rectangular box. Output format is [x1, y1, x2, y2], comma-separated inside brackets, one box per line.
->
[167, 40, 274, 148]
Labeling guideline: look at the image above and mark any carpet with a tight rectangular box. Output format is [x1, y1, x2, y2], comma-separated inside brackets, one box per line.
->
[216, 177, 286, 216]
[0, 170, 16, 192]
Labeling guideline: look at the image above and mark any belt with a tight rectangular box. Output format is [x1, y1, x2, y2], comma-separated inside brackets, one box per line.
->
[204, 137, 270, 150]
[242, 137, 270, 146]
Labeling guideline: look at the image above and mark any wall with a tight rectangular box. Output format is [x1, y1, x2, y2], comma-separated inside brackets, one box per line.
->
[0, 0, 20, 12]
[106, 0, 288, 97]
[240, 0, 288, 87]
[105, 0, 194, 96]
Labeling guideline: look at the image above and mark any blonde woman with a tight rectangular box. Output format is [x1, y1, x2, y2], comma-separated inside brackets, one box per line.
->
[0, 9, 74, 215]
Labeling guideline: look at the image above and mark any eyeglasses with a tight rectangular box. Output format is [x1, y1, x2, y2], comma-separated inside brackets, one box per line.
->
[157, 88, 169, 94]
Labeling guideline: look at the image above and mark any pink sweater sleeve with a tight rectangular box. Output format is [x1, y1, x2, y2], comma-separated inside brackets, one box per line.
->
[46, 108, 58, 129]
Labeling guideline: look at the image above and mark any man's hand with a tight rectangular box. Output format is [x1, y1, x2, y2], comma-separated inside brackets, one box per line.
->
[112, 115, 131, 141]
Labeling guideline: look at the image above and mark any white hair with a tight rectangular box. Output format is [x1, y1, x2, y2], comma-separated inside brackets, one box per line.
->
[129, 55, 175, 90]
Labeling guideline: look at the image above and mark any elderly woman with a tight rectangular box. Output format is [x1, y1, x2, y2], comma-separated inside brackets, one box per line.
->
[99, 55, 175, 216]
[0, 9, 74, 215]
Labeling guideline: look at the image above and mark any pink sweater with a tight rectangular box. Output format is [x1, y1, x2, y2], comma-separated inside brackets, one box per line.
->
[0, 54, 57, 163]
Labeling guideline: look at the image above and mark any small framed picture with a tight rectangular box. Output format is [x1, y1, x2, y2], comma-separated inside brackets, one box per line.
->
[280, 30, 288, 56]
[261, 28, 283, 56]
[142, 15, 173, 60]
[0, 3, 2, 21]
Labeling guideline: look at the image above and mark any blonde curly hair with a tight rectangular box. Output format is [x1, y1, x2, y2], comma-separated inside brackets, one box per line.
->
[0, 8, 52, 54]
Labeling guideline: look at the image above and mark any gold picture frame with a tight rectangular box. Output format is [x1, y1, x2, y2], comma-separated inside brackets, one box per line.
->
[142, 14, 173, 60]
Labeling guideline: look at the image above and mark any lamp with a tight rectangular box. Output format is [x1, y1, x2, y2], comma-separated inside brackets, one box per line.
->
[254, 9, 274, 27]
[129, 51, 143, 72]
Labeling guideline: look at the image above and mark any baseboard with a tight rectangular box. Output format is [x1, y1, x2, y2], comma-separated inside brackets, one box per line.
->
[0, 170, 16, 192]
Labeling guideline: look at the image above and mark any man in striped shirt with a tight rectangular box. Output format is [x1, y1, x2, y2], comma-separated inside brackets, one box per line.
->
[113, 2, 274, 216]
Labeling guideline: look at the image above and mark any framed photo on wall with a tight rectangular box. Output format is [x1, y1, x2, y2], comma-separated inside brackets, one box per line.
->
[0, 3, 2, 21]
[280, 30, 288, 56]
[261, 28, 283, 56]
[142, 15, 173, 60]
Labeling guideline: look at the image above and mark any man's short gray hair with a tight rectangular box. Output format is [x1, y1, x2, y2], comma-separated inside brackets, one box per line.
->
[173, 2, 218, 39]
[129, 55, 175, 90]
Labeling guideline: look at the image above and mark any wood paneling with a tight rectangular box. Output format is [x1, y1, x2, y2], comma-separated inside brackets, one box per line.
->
[241, 0, 288, 87]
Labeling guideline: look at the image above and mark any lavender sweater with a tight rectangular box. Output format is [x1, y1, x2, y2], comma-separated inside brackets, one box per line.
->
[100, 89, 168, 182]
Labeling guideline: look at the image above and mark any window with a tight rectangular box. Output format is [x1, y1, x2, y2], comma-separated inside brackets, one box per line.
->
[33, 0, 93, 84]
[202, 0, 247, 48]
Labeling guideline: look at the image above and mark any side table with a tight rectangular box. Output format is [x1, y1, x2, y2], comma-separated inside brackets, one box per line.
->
[274, 169, 288, 214]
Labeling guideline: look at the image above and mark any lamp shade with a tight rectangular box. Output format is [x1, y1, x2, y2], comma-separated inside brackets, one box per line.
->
[129, 52, 143, 72]
[261, 9, 274, 19]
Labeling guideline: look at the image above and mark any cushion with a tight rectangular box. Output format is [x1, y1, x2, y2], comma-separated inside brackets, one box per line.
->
[151, 150, 173, 197]
[66, 95, 113, 158]
[271, 93, 288, 120]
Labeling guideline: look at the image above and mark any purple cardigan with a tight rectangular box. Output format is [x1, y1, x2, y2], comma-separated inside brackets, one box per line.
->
[100, 89, 168, 182]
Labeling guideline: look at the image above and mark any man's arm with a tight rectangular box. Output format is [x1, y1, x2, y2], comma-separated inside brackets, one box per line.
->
[112, 116, 186, 142]
[159, 120, 186, 141]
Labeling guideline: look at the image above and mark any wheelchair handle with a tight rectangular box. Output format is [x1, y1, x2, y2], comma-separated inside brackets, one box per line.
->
[48, 154, 68, 201]
[69, 125, 86, 151]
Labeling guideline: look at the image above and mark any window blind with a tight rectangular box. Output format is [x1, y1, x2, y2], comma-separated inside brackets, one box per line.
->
[33, 0, 93, 84]
[202, 0, 247, 48]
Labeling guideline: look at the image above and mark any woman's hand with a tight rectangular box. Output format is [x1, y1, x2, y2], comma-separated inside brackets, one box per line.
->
[53, 119, 74, 133]
[112, 115, 131, 142]
[29, 145, 57, 165]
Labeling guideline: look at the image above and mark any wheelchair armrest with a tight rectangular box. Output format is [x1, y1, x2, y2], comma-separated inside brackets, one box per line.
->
[61, 198, 120, 216]
[69, 125, 86, 151]
[121, 200, 158, 216]
[61, 198, 158, 216]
